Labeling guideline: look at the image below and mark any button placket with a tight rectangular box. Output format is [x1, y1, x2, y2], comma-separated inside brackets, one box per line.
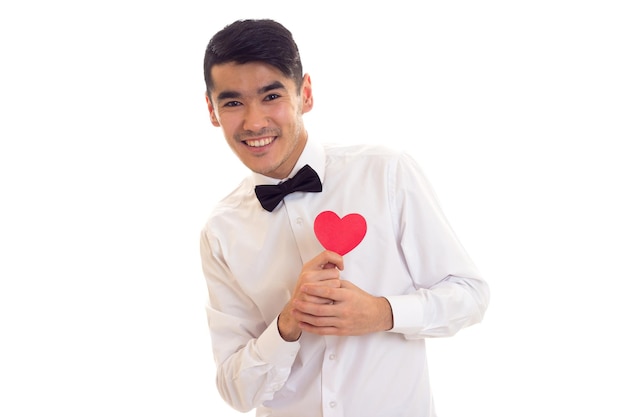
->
[321, 336, 342, 416]
[283, 201, 320, 263]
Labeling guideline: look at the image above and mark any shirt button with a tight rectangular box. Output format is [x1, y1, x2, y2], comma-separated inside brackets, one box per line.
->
[296, 217, 303, 225]
[329, 401, 337, 408]
[329, 354, 336, 360]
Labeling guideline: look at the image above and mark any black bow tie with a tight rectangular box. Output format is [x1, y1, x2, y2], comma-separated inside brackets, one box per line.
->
[255, 164, 322, 212]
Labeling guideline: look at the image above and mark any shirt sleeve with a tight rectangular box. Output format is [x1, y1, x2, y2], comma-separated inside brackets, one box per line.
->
[385, 152, 490, 339]
[200, 229, 301, 412]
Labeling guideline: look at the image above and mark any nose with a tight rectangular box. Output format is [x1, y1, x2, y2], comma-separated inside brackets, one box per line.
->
[242, 101, 269, 132]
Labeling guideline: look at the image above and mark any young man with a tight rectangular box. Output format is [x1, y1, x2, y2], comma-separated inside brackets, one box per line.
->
[200, 19, 489, 417]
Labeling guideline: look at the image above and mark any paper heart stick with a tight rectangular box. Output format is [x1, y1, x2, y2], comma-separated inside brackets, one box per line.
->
[314, 211, 367, 256]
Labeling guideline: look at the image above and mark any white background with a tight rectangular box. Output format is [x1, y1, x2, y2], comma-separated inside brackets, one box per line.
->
[1, 1, 625, 416]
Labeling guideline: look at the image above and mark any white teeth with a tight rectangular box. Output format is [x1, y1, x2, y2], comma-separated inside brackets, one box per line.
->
[245, 137, 274, 147]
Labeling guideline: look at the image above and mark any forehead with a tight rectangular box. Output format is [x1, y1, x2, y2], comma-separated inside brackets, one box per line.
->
[210, 61, 296, 97]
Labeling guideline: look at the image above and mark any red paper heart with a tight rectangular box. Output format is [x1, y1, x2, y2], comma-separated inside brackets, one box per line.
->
[314, 211, 367, 256]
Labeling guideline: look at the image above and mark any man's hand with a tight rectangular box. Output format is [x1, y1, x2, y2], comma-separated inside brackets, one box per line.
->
[277, 250, 344, 341]
[292, 280, 394, 336]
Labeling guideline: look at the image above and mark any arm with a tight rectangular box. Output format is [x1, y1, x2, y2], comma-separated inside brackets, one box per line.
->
[291, 152, 489, 339]
[200, 231, 344, 411]
[291, 272, 485, 339]
[200, 231, 299, 412]
[387, 152, 490, 338]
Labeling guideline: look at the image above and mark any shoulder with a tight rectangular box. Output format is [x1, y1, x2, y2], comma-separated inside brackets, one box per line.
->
[202, 175, 258, 232]
[324, 142, 405, 159]
[323, 142, 420, 172]
[324, 144, 407, 163]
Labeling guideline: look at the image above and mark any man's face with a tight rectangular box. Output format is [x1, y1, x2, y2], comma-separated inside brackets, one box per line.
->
[206, 62, 313, 179]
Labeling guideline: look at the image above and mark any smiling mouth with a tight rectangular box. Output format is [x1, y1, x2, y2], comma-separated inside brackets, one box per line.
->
[244, 137, 275, 147]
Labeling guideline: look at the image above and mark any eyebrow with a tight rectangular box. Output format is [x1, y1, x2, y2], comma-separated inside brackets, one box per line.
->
[259, 81, 286, 94]
[216, 81, 287, 102]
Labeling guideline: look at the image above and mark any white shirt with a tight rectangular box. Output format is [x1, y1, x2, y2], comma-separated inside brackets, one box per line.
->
[200, 139, 490, 417]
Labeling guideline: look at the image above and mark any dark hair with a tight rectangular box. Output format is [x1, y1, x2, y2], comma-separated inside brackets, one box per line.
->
[203, 19, 304, 96]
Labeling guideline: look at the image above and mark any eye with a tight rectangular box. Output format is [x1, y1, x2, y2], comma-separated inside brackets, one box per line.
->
[264, 93, 280, 101]
[223, 101, 242, 107]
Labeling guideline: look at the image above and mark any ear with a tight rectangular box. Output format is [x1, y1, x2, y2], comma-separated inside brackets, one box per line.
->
[205, 93, 220, 127]
[301, 74, 314, 114]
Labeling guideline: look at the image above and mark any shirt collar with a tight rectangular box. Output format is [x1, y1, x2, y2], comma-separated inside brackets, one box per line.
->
[251, 138, 326, 186]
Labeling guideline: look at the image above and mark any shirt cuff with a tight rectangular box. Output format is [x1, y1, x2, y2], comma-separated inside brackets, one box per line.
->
[255, 316, 301, 367]
[384, 294, 425, 334]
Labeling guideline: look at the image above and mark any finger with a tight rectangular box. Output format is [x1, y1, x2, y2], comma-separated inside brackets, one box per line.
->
[311, 250, 344, 271]
[310, 278, 341, 288]
[299, 268, 341, 285]
[301, 283, 341, 301]
[299, 293, 334, 304]
[297, 282, 338, 302]
[299, 322, 341, 336]
[293, 301, 336, 320]
[298, 314, 337, 328]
